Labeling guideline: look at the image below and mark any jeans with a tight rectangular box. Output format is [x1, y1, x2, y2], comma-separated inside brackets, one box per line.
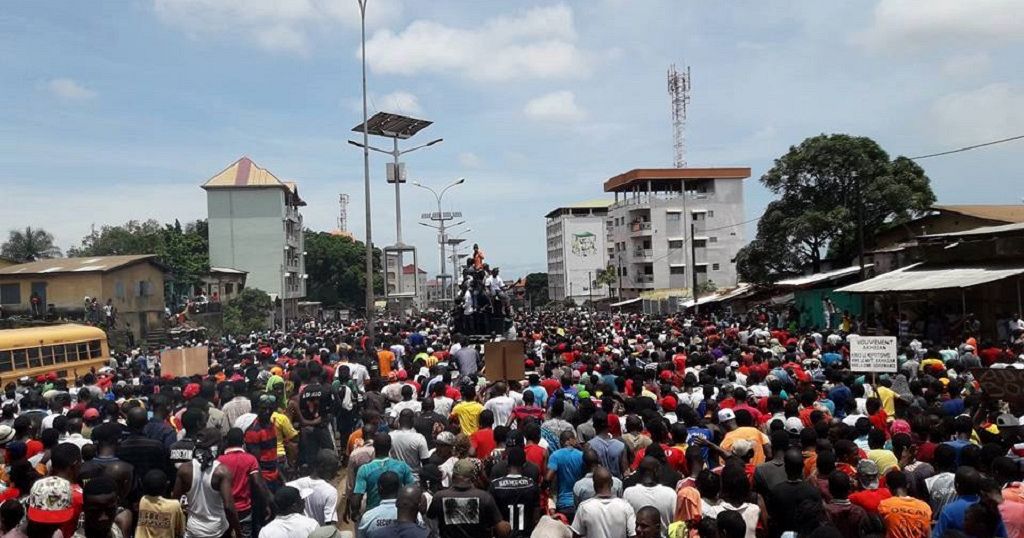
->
[299, 425, 334, 465]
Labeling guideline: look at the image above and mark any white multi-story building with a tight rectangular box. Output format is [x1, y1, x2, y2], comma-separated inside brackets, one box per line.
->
[603, 168, 749, 299]
[545, 200, 613, 304]
[385, 256, 429, 309]
[202, 157, 306, 316]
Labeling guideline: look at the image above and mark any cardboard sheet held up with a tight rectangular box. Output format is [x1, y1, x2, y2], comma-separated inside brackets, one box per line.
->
[160, 346, 209, 378]
[484, 340, 526, 381]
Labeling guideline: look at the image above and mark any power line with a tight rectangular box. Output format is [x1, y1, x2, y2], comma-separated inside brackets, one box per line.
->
[909, 134, 1024, 160]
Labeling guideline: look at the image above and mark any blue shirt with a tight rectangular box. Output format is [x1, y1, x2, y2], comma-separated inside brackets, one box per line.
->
[687, 427, 714, 462]
[354, 458, 414, 509]
[933, 495, 1007, 538]
[941, 439, 972, 467]
[548, 447, 583, 509]
[828, 385, 852, 419]
[527, 386, 548, 407]
[587, 436, 626, 479]
[822, 352, 842, 366]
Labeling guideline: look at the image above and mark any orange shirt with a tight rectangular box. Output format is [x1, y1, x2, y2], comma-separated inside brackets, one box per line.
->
[377, 350, 394, 377]
[721, 427, 770, 465]
[878, 496, 932, 538]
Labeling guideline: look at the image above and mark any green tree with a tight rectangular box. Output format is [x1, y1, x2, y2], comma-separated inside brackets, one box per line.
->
[223, 287, 272, 334]
[1, 227, 62, 262]
[594, 265, 619, 296]
[303, 230, 383, 310]
[737, 134, 934, 283]
[524, 272, 549, 307]
[67, 219, 210, 292]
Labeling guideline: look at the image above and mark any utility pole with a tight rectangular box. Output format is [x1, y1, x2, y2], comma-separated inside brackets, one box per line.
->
[616, 253, 623, 299]
[588, 270, 593, 308]
[357, 0, 374, 345]
[691, 222, 699, 317]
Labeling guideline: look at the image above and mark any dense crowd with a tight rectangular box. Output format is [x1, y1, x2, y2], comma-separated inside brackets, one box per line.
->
[2, 308, 1024, 538]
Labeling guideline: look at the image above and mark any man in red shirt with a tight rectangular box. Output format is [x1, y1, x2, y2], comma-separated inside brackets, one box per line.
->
[471, 410, 497, 459]
[848, 459, 892, 515]
[218, 428, 272, 534]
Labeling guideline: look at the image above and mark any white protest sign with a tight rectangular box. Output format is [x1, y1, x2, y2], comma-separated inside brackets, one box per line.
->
[849, 336, 898, 372]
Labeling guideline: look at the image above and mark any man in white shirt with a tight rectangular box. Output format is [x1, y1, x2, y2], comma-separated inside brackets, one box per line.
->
[483, 382, 515, 428]
[622, 458, 675, 535]
[389, 385, 422, 420]
[286, 450, 340, 526]
[63, 417, 92, 450]
[259, 486, 318, 538]
[389, 410, 429, 481]
[572, 467, 637, 538]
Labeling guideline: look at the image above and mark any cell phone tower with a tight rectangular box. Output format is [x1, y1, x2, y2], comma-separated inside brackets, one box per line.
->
[667, 64, 691, 168]
[338, 193, 350, 232]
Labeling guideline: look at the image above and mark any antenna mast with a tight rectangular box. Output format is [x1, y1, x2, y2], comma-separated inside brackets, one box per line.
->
[338, 193, 350, 232]
[667, 64, 691, 168]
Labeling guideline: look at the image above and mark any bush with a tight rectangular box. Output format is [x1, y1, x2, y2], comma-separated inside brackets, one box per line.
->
[223, 288, 272, 334]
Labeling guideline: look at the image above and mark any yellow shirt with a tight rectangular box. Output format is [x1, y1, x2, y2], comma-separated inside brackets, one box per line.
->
[876, 386, 897, 416]
[452, 401, 484, 436]
[867, 448, 900, 474]
[272, 411, 298, 456]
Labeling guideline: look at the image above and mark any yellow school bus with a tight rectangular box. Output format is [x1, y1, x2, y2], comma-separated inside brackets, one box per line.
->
[0, 324, 109, 385]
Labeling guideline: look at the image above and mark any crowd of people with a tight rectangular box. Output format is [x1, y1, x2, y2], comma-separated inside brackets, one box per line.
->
[1, 307, 1024, 538]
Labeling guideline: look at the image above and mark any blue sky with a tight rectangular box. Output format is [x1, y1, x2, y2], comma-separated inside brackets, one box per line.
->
[2, 0, 1023, 277]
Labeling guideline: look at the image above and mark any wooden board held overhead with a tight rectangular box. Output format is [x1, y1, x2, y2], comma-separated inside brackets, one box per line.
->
[160, 346, 209, 378]
[972, 368, 1024, 402]
[484, 340, 527, 381]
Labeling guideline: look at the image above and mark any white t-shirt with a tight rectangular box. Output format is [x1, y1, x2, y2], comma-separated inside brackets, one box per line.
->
[285, 477, 338, 526]
[388, 429, 429, 480]
[432, 396, 454, 417]
[571, 496, 637, 538]
[720, 502, 760, 538]
[390, 400, 422, 419]
[258, 513, 318, 538]
[623, 484, 675, 534]
[484, 395, 515, 427]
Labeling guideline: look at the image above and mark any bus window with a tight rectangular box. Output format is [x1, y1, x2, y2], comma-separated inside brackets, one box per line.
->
[27, 347, 41, 368]
[66, 345, 79, 362]
[89, 340, 101, 357]
[77, 343, 89, 360]
[53, 345, 67, 364]
[12, 350, 28, 370]
[41, 346, 55, 366]
[0, 351, 11, 373]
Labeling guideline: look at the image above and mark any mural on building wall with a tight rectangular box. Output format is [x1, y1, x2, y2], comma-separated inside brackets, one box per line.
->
[571, 232, 597, 258]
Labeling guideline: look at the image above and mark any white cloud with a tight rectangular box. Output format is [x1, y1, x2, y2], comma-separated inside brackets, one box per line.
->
[940, 52, 992, 78]
[153, 0, 402, 54]
[376, 91, 423, 116]
[47, 78, 96, 101]
[457, 152, 483, 168]
[928, 83, 1024, 146]
[363, 4, 591, 81]
[854, 0, 1024, 52]
[523, 90, 586, 123]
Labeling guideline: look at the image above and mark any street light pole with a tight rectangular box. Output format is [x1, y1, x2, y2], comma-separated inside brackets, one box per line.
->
[413, 178, 465, 301]
[357, 0, 375, 343]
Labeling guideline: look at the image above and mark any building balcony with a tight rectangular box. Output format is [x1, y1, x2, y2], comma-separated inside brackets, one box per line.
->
[630, 221, 652, 236]
[285, 206, 302, 222]
[633, 249, 653, 260]
[633, 274, 654, 288]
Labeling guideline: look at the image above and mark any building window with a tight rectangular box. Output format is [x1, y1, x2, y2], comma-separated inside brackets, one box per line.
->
[708, 210, 715, 218]
[709, 236, 718, 243]
[696, 265, 708, 274]
[692, 213, 705, 222]
[225, 283, 234, 295]
[0, 284, 20, 305]
[666, 213, 681, 223]
[712, 263, 720, 271]
[694, 239, 707, 248]
[670, 266, 685, 275]
[138, 281, 152, 297]
[621, 266, 628, 276]
[668, 240, 683, 249]
[115, 281, 125, 299]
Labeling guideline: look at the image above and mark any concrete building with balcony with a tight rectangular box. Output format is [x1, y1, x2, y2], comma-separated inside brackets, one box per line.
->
[545, 200, 613, 304]
[604, 168, 750, 299]
[201, 157, 306, 317]
[385, 257, 429, 309]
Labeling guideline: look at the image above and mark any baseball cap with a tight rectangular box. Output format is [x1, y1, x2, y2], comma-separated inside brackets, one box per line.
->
[453, 459, 477, 478]
[998, 414, 1021, 428]
[731, 439, 754, 458]
[785, 417, 805, 436]
[0, 425, 14, 446]
[856, 459, 880, 489]
[183, 383, 200, 400]
[718, 408, 736, 423]
[83, 408, 100, 421]
[27, 476, 76, 523]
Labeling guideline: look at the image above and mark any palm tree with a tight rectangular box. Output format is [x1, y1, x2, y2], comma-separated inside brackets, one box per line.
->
[1, 227, 62, 262]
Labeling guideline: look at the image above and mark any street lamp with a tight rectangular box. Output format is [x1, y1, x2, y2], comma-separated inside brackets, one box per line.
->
[355, 0, 374, 341]
[413, 178, 466, 301]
